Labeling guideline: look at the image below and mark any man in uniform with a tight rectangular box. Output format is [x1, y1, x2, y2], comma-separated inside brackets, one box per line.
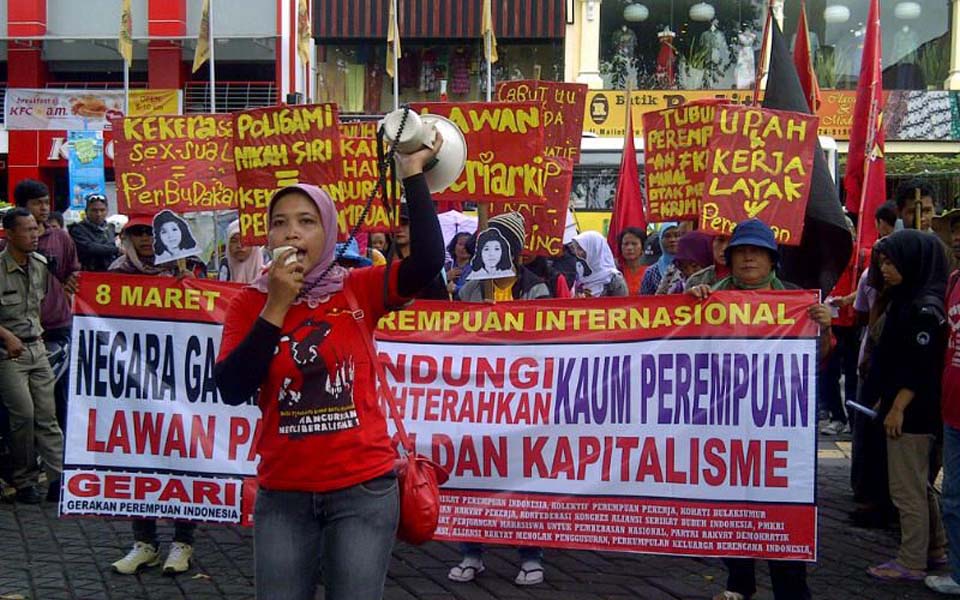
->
[0, 208, 64, 504]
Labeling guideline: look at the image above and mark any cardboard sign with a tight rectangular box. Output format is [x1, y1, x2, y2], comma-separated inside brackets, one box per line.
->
[700, 106, 819, 246]
[411, 102, 547, 205]
[642, 100, 721, 223]
[497, 81, 588, 164]
[338, 135, 400, 236]
[339, 120, 379, 138]
[113, 114, 237, 215]
[233, 104, 343, 244]
[466, 226, 518, 281]
[152, 209, 201, 265]
[490, 157, 573, 257]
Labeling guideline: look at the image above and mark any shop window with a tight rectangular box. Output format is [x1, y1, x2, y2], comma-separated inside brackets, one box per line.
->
[316, 42, 564, 114]
[603, 1, 951, 91]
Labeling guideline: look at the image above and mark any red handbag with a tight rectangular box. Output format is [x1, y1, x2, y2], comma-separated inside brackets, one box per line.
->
[343, 285, 450, 545]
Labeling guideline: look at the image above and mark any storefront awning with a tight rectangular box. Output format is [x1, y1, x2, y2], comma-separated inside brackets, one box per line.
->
[313, 0, 565, 40]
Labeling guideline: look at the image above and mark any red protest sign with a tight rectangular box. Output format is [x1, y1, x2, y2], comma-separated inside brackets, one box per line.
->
[233, 104, 343, 244]
[700, 106, 819, 246]
[641, 100, 721, 223]
[411, 102, 547, 205]
[338, 120, 378, 138]
[338, 135, 400, 237]
[496, 81, 588, 164]
[490, 157, 572, 257]
[113, 114, 237, 215]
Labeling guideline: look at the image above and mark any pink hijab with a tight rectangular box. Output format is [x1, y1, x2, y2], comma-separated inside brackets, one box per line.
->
[226, 219, 266, 284]
[251, 184, 348, 304]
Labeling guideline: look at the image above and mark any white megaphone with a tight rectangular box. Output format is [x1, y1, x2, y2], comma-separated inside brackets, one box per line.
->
[380, 108, 467, 193]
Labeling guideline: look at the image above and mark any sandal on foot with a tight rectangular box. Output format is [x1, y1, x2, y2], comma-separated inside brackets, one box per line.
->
[867, 560, 925, 582]
[712, 593, 745, 600]
[448, 558, 485, 583]
[514, 560, 544, 586]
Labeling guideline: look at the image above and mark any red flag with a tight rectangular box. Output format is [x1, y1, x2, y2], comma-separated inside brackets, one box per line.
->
[793, 1, 821, 112]
[844, 0, 885, 263]
[607, 97, 646, 261]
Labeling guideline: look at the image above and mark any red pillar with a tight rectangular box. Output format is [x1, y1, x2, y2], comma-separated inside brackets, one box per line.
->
[147, 0, 187, 89]
[7, 0, 50, 201]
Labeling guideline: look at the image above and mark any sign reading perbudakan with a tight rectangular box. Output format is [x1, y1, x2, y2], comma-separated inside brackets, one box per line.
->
[377, 293, 819, 561]
[497, 81, 588, 164]
[411, 102, 548, 205]
[489, 157, 573, 257]
[63, 274, 260, 525]
[234, 104, 343, 245]
[642, 100, 720, 222]
[700, 106, 819, 245]
[113, 114, 237, 215]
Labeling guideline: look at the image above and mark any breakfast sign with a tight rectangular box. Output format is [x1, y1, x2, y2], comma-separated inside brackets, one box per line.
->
[4, 89, 127, 131]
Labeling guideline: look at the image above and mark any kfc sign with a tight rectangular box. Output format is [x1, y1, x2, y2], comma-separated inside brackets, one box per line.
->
[41, 131, 115, 167]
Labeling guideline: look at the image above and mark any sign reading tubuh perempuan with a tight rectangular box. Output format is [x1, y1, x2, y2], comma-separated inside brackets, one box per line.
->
[63, 275, 818, 561]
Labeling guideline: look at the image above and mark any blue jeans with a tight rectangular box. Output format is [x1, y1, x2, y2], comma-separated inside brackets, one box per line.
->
[460, 542, 543, 562]
[944, 424, 960, 582]
[254, 473, 399, 600]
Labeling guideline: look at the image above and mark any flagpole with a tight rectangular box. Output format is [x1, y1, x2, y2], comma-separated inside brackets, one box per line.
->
[753, 0, 775, 103]
[123, 56, 130, 114]
[208, 0, 216, 113]
[390, 0, 399, 111]
[485, 30, 493, 102]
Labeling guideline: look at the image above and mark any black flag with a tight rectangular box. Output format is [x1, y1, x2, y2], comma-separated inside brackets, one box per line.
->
[762, 20, 852, 295]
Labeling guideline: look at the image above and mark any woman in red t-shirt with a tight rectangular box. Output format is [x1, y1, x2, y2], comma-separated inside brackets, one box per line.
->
[215, 140, 444, 600]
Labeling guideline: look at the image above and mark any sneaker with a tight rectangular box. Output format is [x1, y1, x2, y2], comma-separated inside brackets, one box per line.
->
[514, 559, 544, 586]
[162, 542, 193, 575]
[926, 574, 960, 595]
[820, 420, 845, 435]
[111, 542, 160, 575]
[15, 486, 43, 504]
[448, 556, 484, 582]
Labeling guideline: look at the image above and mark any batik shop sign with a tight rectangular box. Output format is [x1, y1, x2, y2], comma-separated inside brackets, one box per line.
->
[489, 157, 573, 257]
[61, 274, 260, 526]
[376, 292, 820, 561]
[700, 106, 818, 245]
[642, 100, 722, 223]
[412, 102, 548, 205]
[112, 114, 237, 215]
[234, 104, 343, 245]
[497, 81, 588, 164]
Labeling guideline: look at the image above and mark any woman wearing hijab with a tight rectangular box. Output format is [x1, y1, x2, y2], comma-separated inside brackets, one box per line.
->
[109, 216, 197, 576]
[640, 222, 680, 295]
[214, 139, 444, 600]
[220, 219, 267, 284]
[690, 219, 832, 600]
[863, 230, 949, 583]
[685, 234, 730, 290]
[569, 230, 627, 297]
[446, 231, 473, 296]
[656, 231, 713, 294]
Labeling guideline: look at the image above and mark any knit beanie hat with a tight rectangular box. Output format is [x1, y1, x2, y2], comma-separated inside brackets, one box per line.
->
[487, 212, 526, 263]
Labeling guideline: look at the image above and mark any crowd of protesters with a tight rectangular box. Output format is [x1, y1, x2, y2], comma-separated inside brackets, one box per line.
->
[4, 169, 960, 600]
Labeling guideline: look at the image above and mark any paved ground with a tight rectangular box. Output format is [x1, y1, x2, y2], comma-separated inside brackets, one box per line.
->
[0, 435, 950, 599]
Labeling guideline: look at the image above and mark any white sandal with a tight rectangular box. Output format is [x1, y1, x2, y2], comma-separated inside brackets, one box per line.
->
[514, 560, 544, 586]
[712, 592, 745, 600]
[448, 557, 485, 582]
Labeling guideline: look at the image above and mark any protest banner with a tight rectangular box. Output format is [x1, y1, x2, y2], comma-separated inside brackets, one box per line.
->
[62, 274, 260, 526]
[642, 100, 721, 223]
[411, 102, 548, 205]
[63, 276, 819, 561]
[113, 114, 237, 215]
[497, 81, 588, 164]
[700, 106, 819, 245]
[339, 120, 379, 138]
[127, 89, 182, 117]
[376, 292, 819, 561]
[3, 88, 126, 130]
[67, 131, 106, 210]
[338, 135, 400, 236]
[490, 157, 573, 257]
[233, 104, 343, 244]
